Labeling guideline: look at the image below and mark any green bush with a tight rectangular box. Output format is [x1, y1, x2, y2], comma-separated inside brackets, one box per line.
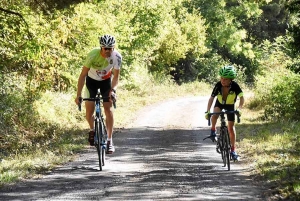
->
[263, 73, 300, 120]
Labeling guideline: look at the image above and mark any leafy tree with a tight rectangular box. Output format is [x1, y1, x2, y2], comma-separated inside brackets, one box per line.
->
[286, 0, 300, 55]
[243, 1, 289, 44]
[149, 3, 207, 76]
[186, 0, 291, 83]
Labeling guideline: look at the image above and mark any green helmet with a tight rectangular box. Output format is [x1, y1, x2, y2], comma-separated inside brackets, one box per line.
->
[219, 65, 237, 79]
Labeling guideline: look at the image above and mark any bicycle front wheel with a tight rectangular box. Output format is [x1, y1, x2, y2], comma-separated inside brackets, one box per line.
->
[220, 130, 226, 168]
[95, 119, 103, 171]
[100, 120, 106, 167]
[224, 129, 231, 171]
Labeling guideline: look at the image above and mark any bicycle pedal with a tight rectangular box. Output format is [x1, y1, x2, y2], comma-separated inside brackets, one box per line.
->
[216, 148, 221, 154]
[209, 135, 216, 142]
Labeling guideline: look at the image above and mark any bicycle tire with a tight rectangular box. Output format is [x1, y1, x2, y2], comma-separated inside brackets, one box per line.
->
[217, 134, 225, 162]
[99, 120, 106, 167]
[220, 129, 227, 168]
[224, 129, 231, 171]
[95, 119, 103, 171]
[216, 137, 222, 154]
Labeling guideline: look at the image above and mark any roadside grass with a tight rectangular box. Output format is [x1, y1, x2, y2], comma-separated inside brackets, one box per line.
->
[0, 82, 299, 200]
[0, 127, 86, 186]
[237, 97, 300, 200]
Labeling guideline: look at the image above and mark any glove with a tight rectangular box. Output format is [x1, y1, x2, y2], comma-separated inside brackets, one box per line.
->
[205, 111, 210, 120]
[236, 109, 242, 117]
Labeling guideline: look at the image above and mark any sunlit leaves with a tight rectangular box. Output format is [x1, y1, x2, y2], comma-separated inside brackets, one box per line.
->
[263, 73, 300, 120]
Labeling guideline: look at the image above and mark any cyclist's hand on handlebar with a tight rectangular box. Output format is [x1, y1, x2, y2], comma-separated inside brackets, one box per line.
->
[205, 111, 210, 120]
[75, 97, 82, 105]
[110, 89, 117, 102]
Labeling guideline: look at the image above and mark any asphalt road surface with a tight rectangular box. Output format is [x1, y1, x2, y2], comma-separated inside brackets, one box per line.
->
[0, 96, 268, 201]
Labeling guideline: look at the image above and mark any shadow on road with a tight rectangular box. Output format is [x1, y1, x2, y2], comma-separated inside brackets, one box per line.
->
[0, 127, 267, 201]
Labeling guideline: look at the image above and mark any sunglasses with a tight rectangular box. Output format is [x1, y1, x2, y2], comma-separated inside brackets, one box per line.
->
[103, 47, 113, 51]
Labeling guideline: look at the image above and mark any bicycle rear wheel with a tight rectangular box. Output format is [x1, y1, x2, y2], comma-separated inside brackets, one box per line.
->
[95, 119, 103, 171]
[224, 129, 231, 171]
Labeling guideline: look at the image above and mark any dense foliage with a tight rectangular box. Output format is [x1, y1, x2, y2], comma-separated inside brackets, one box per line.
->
[1, 0, 299, 86]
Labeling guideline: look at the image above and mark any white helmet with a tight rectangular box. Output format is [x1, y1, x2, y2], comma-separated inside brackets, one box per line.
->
[99, 34, 116, 47]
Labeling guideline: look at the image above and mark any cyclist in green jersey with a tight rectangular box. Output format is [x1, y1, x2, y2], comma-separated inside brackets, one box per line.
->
[205, 65, 244, 161]
[75, 34, 122, 154]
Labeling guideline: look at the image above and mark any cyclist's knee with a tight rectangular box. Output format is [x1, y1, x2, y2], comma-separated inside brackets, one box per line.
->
[211, 115, 218, 121]
[85, 108, 94, 120]
[85, 113, 93, 121]
[227, 124, 235, 134]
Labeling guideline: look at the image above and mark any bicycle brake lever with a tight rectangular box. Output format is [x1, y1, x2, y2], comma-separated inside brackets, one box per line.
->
[78, 97, 82, 111]
[235, 110, 241, 123]
[111, 94, 116, 109]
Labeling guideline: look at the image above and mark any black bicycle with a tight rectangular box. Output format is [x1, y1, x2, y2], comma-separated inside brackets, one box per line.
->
[78, 89, 116, 171]
[203, 110, 240, 171]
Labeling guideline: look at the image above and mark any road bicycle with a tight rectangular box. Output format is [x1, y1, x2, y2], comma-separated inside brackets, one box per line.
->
[203, 110, 240, 171]
[78, 89, 116, 171]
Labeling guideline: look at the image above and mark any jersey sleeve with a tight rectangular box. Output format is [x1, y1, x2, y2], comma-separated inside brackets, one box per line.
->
[235, 82, 243, 97]
[211, 82, 221, 97]
[113, 52, 122, 70]
[83, 49, 97, 68]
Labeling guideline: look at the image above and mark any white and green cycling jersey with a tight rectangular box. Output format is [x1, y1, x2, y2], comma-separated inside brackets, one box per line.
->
[83, 47, 122, 81]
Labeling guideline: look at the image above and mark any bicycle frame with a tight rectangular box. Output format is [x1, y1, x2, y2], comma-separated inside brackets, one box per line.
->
[94, 91, 107, 148]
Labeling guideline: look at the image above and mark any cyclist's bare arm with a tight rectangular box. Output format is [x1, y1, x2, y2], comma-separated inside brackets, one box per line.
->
[237, 96, 244, 110]
[206, 96, 215, 111]
[75, 66, 89, 105]
[111, 68, 120, 91]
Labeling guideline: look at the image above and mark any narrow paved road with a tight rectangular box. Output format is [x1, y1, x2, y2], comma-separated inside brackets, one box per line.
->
[0, 96, 267, 200]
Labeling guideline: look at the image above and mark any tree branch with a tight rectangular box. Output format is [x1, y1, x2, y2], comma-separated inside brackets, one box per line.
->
[0, 7, 32, 38]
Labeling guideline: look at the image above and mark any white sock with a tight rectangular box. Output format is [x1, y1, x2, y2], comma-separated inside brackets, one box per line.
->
[107, 138, 112, 141]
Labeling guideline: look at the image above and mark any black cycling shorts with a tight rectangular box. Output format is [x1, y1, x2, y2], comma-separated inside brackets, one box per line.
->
[214, 100, 235, 121]
[85, 76, 111, 102]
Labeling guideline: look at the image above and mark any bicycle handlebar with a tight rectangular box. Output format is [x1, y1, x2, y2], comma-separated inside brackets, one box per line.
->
[208, 110, 240, 126]
[78, 95, 116, 111]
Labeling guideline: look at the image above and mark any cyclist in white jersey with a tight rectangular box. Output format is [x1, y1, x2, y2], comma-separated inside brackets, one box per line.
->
[75, 34, 122, 154]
